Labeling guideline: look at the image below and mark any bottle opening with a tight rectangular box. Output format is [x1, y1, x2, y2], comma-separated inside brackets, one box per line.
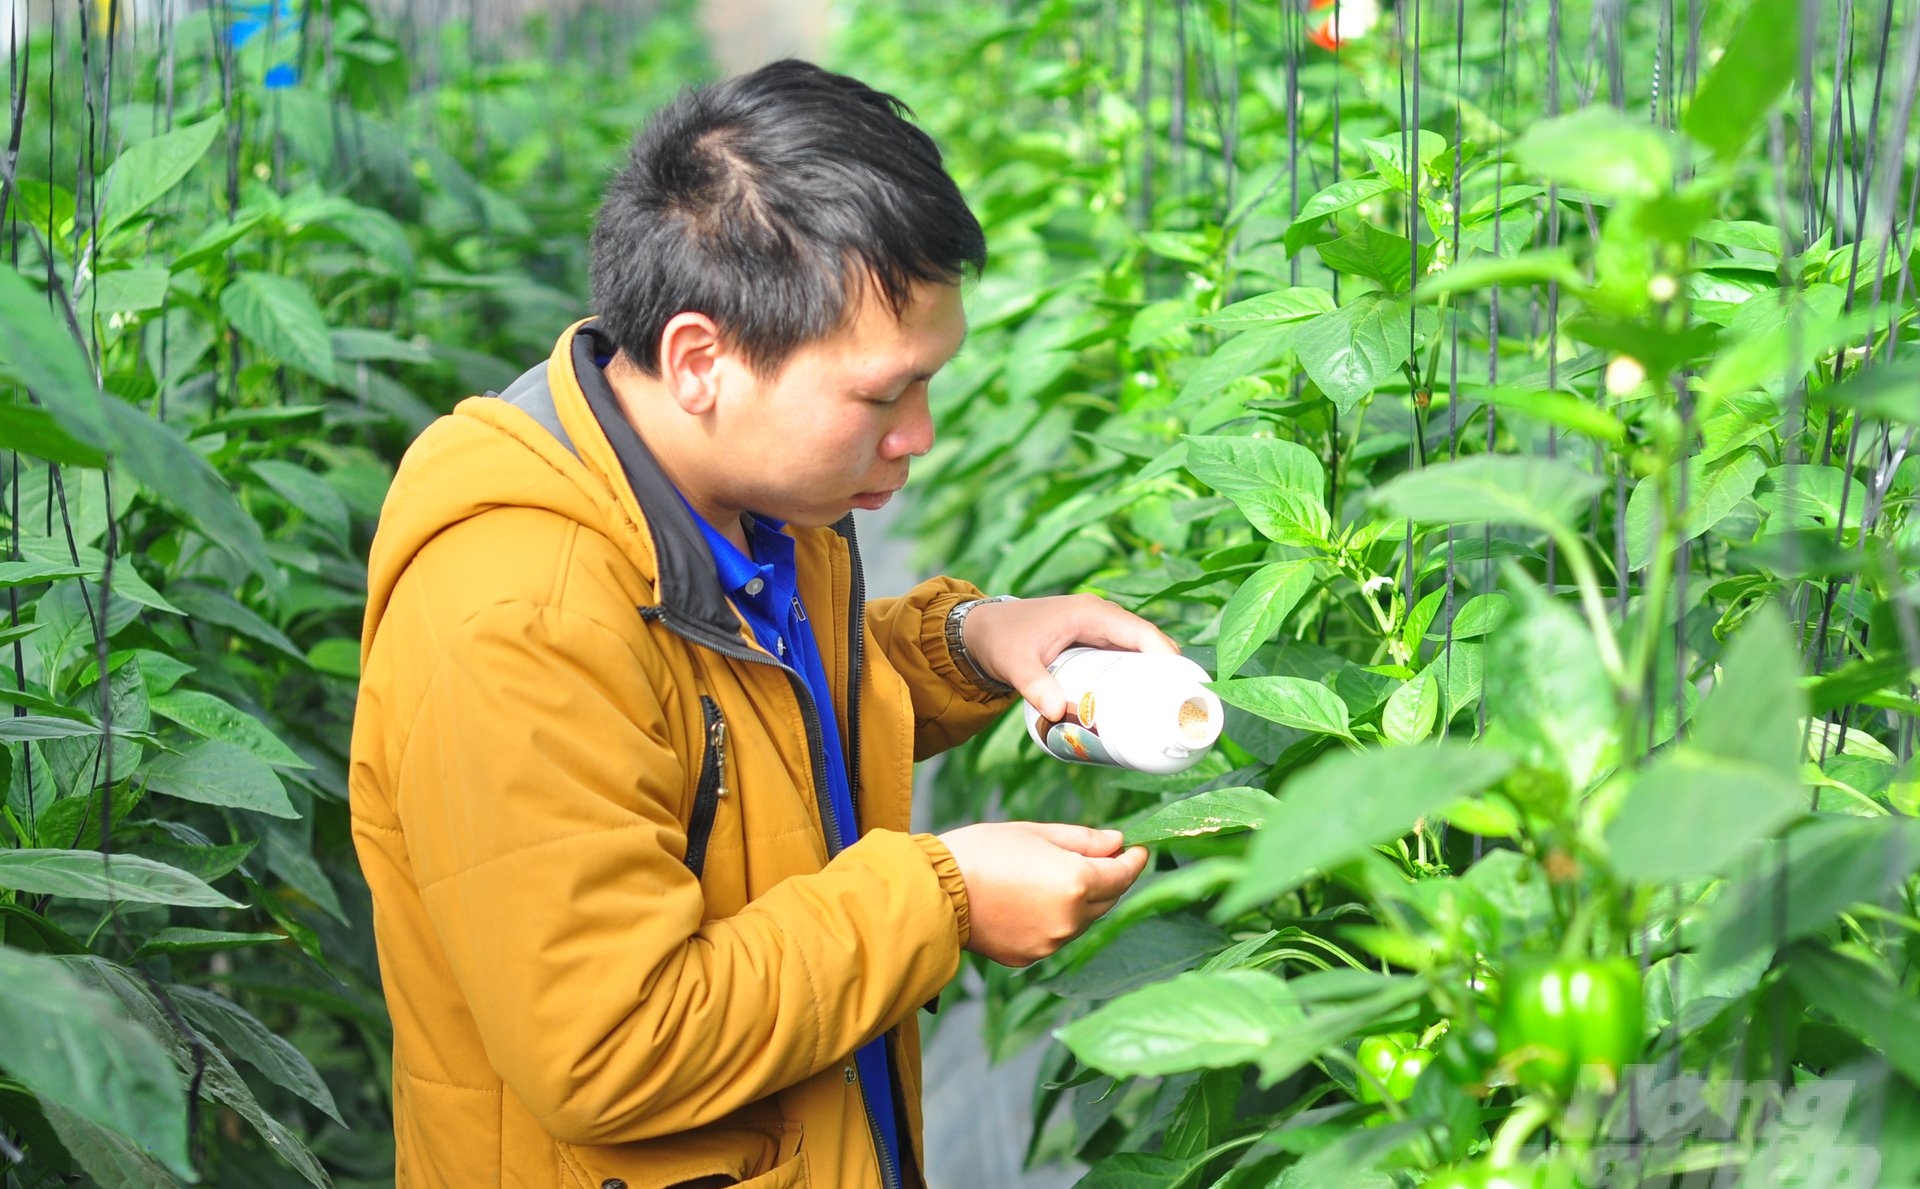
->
[1176, 695, 1219, 747]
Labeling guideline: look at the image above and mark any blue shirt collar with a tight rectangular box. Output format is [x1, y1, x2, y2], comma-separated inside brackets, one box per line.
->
[681, 496, 798, 628]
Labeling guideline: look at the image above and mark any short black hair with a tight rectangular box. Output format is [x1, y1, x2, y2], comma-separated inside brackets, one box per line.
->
[588, 59, 985, 378]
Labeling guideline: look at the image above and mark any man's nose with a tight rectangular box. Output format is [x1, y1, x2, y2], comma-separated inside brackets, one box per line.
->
[882, 389, 935, 460]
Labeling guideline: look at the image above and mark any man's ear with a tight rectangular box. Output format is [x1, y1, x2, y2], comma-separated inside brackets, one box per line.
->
[657, 312, 725, 415]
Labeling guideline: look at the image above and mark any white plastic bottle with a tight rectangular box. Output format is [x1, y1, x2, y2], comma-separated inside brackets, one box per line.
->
[1024, 648, 1225, 775]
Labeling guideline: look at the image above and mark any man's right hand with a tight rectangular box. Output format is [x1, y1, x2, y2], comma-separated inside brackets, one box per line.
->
[936, 822, 1149, 968]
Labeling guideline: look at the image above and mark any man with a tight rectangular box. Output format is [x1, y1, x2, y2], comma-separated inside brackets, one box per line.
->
[350, 59, 1166, 1189]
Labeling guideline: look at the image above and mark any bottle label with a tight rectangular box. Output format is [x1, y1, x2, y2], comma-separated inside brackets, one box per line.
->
[1038, 720, 1120, 766]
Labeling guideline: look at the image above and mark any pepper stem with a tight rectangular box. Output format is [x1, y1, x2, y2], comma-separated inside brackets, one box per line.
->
[1487, 1097, 1554, 1169]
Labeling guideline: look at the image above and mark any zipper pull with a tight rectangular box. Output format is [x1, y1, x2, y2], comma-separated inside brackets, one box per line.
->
[710, 717, 728, 798]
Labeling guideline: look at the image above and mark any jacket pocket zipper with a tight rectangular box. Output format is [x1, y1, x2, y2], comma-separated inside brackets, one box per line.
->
[685, 696, 727, 880]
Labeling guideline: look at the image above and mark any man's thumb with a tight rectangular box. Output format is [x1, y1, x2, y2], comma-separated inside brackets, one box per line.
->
[1020, 672, 1072, 722]
[1026, 821, 1124, 856]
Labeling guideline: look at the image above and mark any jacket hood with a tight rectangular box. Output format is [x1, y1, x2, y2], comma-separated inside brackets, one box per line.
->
[361, 320, 750, 669]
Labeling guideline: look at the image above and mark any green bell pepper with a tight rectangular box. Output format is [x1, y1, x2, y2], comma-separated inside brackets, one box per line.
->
[1495, 957, 1643, 1098]
[1354, 1031, 1430, 1104]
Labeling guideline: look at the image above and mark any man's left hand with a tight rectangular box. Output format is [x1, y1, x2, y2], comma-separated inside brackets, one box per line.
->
[962, 594, 1179, 720]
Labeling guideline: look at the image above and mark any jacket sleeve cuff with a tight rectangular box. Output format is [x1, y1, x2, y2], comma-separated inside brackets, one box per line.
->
[920, 586, 1021, 709]
[912, 832, 970, 951]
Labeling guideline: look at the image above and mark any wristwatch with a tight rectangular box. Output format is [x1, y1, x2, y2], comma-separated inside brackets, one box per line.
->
[945, 595, 1017, 696]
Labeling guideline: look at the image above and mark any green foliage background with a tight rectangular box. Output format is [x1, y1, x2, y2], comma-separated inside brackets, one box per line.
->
[0, 3, 708, 1183]
[1, 0, 1918, 1187]
[843, 0, 1920, 1186]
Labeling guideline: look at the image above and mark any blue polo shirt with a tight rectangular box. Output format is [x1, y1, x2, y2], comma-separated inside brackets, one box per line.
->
[688, 505, 902, 1179]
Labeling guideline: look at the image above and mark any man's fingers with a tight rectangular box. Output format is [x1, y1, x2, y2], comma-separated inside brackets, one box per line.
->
[1081, 845, 1150, 900]
[1025, 821, 1125, 856]
[1084, 616, 1181, 655]
[1017, 672, 1071, 722]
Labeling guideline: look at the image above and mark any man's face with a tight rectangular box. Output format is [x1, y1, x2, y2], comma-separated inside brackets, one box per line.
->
[711, 280, 966, 528]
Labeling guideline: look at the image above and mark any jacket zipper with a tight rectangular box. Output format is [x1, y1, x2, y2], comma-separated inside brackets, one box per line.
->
[651, 517, 900, 1189]
[665, 611, 843, 856]
[683, 696, 727, 879]
[839, 519, 903, 1189]
[859, 1068, 903, 1189]
[842, 518, 866, 824]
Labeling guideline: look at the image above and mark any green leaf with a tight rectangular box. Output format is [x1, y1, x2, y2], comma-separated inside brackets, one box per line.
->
[1210, 676, 1355, 742]
[1805, 652, 1917, 716]
[1381, 670, 1439, 746]
[1605, 749, 1807, 883]
[83, 268, 172, 316]
[1362, 131, 1448, 190]
[0, 559, 97, 587]
[1178, 322, 1298, 404]
[1684, 0, 1801, 160]
[1756, 464, 1869, 535]
[1459, 381, 1627, 446]
[1607, 608, 1807, 881]
[1046, 914, 1229, 1000]
[1056, 969, 1300, 1077]
[169, 206, 271, 273]
[0, 269, 110, 449]
[307, 637, 361, 678]
[1700, 287, 1879, 409]
[1074, 1152, 1197, 1189]
[96, 115, 223, 239]
[36, 1099, 186, 1189]
[1415, 249, 1584, 299]
[1217, 561, 1315, 678]
[0, 901, 87, 953]
[1696, 219, 1784, 256]
[1784, 944, 1920, 1086]
[1140, 230, 1214, 265]
[171, 984, 345, 1127]
[1700, 817, 1920, 970]
[142, 740, 299, 818]
[1253, 977, 1431, 1087]
[101, 400, 276, 581]
[1220, 743, 1514, 914]
[1812, 357, 1920, 425]
[63, 955, 332, 1187]
[0, 715, 106, 742]
[0, 401, 110, 467]
[1293, 295, 1438, 414]
[1282, 178, 1395, 254]
[1125, 787, 1280, 847]
[1514, 107, 1676, 199]
[1198, 287, 1336, 330]
[1370, 455, 1604, 539]
[220, 271, 337, 384]
[149, 690, 312, 769]
[1485, 577, 1613, 789]
[1183, 435, 1331, 547]
[1443, 593, 1512, 640]
[331, 326, 435, 365]
[250, 459, 352, 543]
[1692, 604, 1805, 776]
[1315, 223, 1421, 294]
[1403, 587, 1445, 661]
[0, 849, 241, 907]
[131, 928, 287, 960]
[167, 584, 303, 660]
[1623, 451, 1767, 571]
[317, 201, 416, 278]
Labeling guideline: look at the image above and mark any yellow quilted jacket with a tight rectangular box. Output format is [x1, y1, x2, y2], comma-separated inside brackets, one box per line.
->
[349, 319, 1013, 1189]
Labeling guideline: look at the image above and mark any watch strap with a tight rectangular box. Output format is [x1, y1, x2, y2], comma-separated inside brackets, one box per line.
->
[945, 595, 1017, 696]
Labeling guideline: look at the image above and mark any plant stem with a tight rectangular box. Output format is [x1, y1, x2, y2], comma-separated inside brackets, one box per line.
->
[1487, 1098, 1554, 1169]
